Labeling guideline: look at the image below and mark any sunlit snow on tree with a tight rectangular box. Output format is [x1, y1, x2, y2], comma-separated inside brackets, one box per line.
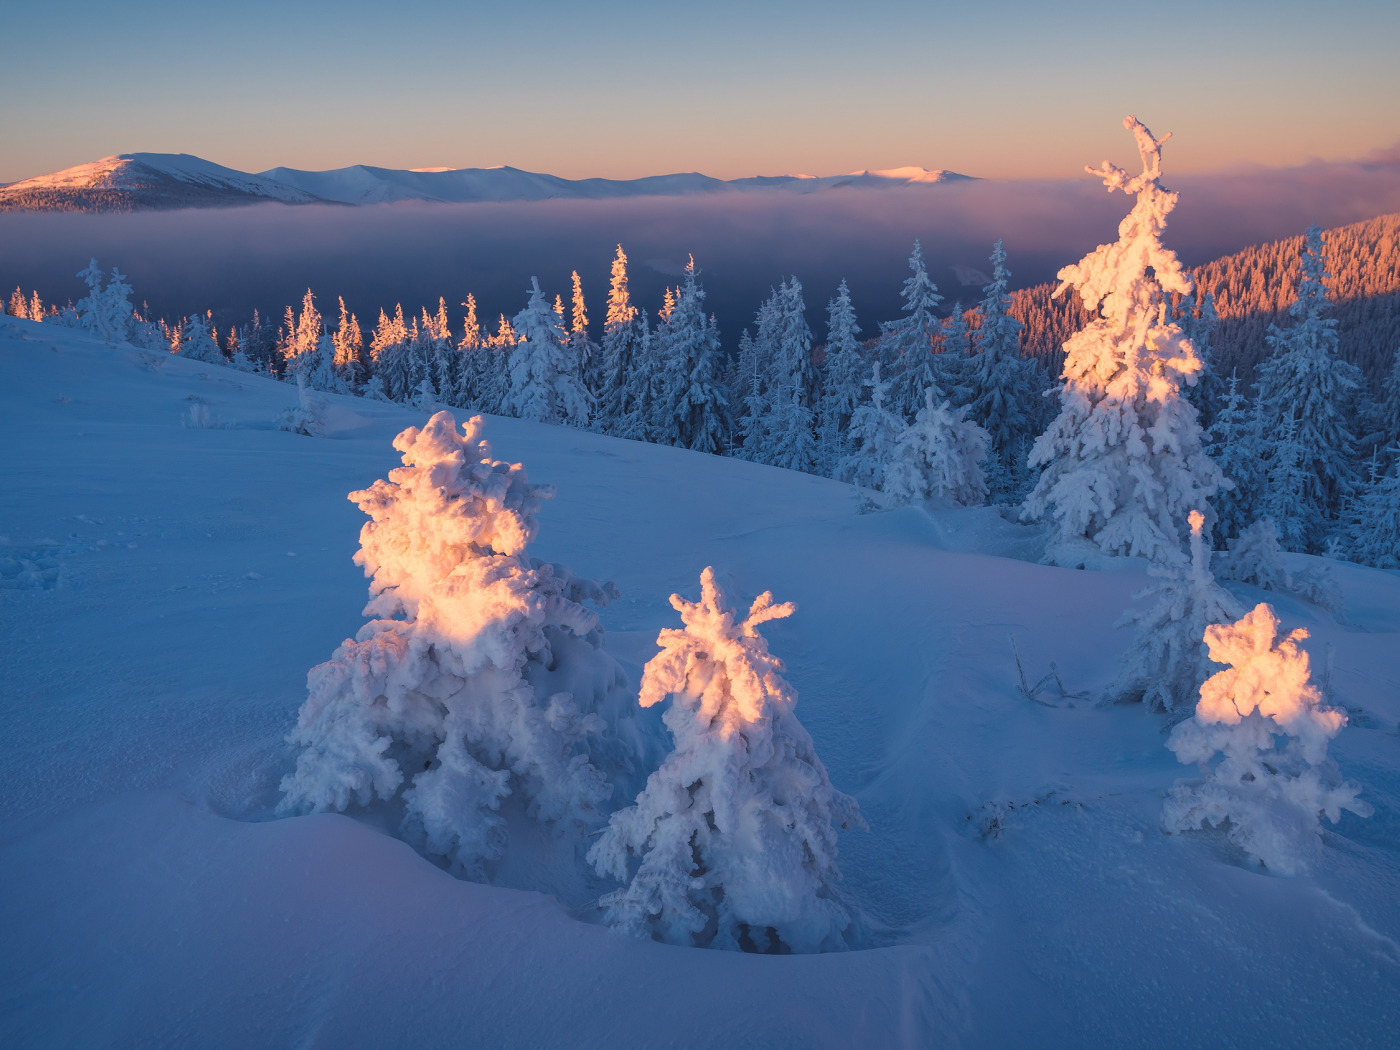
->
[589, 568, 863, 953]
[1023, 116, 1223, 567]
[280, 412, 626, 876]
[1163, 603, 1371, 875]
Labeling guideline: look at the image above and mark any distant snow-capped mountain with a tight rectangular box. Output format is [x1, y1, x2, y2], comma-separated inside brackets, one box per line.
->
[0, 154, 973, 212]
[0, 154, 323, 211]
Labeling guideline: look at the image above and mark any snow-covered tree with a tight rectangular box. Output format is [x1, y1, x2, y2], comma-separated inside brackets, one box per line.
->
[1163, 603, 1371, 875]
[595, 245, 647, 432]
[882, 389, 989, 507]
[506, 278, 590, 427]
[836, 362, 903, 492]
[1023, 116, 1223, 567]
[1259, 412, 1313, 552]
[1253, 224, 1364, 549]
[1344, 447, 1400, 569]
[280, 412, 626, 875]
[73, 259, 136, 343]
[815, 280, 865, 473]
[1176, 290, 1224, 428]
[279, 371, 329, 436]
[965, 241, 1041, 499]
[180, 312, 225, 365]
[1106, 509, 1245, 713]
[651, 258, 729, 454]
[589, 567, 863, 952]
[879, 240, 945, 420]
[568, 270, 600, 393]
[331, 296, 365, 389]
[1204, 370, 1261, 541]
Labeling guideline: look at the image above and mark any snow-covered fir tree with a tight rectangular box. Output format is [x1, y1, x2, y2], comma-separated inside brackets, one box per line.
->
[1105, 509, 1245, 713]
[1253, 224, 1365, 550]
[505, 278, 590, 427]
[180, 312, 225, 365]
[836, 362, 903, 492]
[280, 412, 626, 875]
[1163, 602, 1371, 875]
[965, 241, 1041, 500]
[568, 270, 600, 395]
[1023, 116, 1223, 567]
[815, 280, 865, 474]
[879, 240, 945, 421]
[882, 389, 989, 507]
[1344, 447, 1400, 569]
[754, 278, 818, 470]
[650, 258, 729, 454]
[1176, 290, 1224, 428]
[595, 245, 647, 434]
[1363, 345, 1400, 456]
[938, 303, 973, 407]
[73, 259, 135, 343]
[1259, 412, 1313, 552]
[589, 567, 862, 952]
[370, 305, 414, 402]
[1203, 370, 1261, 541]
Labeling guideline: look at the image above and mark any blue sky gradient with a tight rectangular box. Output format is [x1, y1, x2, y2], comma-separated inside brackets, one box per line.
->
[3, 0, 1398, 183]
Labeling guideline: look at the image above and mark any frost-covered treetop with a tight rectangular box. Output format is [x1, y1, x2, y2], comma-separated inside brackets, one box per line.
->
[1194, 603, 1343, 761]
[1057, 115, 1193, 336]
[640, 566, 797, 729]
[351, 411, 552, 621]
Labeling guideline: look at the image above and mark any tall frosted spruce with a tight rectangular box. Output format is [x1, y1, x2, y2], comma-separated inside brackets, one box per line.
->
[966, 240, 1040, 499]
[1253, 224, 1364, 550]
[879, 240, 945, 421]
[1023, 116, 1222, 567]
[816, 280, 866, 474]
[651, 257, 730, 454]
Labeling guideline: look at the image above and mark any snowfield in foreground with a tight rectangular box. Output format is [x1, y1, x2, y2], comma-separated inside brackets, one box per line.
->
[2, 317, 1399, 1048]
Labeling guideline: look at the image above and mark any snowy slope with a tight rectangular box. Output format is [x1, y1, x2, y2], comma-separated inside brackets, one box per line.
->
[0, 154, 324, 211]
[2, 318, 1399, 1048]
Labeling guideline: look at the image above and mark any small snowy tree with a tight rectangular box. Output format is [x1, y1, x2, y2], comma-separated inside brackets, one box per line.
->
[836, 362, 903, 491]
[1105, 510, 1245, 713]
[180, 312, 225, 365]
[73, 259, 136, 343]
[506, 277, 590, 427]
[1023, 116, 1223, 567]
[278, 372, 328, 436]
[589, 568, 863, 952]
[1204, 370, 1260, 541]
[1344, 448, 1400, 569]
[1163, 603, 1371, 874]
[280, 412, 625, 875]
[882, 388, 989, 507]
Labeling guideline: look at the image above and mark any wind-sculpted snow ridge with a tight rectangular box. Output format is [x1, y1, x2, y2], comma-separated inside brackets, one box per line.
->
[1023, 116, 1223, 568]
[1164, 603, 1371, 874]
[589, 568, 864, 953]
[279, 411, 628, 877]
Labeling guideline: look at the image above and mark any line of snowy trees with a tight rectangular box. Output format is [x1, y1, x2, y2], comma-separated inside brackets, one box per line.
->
[9, 150, 1399, 571]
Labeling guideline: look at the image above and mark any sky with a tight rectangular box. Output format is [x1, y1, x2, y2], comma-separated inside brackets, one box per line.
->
[2, 0, 1398, 185]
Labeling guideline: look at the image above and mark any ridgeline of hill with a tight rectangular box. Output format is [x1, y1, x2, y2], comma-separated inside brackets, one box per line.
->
[1010, 212, 1400, 386]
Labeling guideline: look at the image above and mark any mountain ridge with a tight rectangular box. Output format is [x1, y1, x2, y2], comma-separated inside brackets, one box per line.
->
[0, 153, 974, 212]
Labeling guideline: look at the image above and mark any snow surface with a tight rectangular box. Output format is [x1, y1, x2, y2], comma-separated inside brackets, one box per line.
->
[3, 317, 1399, 1047]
